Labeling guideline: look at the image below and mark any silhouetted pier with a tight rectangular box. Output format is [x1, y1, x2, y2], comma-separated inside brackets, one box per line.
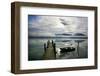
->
[43, 40, 56, 60]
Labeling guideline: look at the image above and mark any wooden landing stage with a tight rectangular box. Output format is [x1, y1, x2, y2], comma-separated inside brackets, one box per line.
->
[43, 40, 56, 60]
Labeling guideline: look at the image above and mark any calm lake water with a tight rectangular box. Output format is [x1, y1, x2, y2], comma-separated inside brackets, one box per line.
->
[28, 37, 88, 61]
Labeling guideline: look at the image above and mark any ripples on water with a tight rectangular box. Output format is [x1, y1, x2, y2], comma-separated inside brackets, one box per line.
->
[28, 37, 88, 61]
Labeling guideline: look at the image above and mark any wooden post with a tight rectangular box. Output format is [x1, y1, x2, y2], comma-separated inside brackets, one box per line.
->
[77, 42, 80, 57]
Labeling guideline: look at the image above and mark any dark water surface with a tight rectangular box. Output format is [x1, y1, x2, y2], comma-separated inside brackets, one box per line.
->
[28, 37, 88, 61]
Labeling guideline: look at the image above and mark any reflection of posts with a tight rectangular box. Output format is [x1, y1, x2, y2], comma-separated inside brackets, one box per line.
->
[75, 40, 85, 57]
[44, 43, 46, 52]
[77, 42, 79, 57]
[43, 40, 56, 60]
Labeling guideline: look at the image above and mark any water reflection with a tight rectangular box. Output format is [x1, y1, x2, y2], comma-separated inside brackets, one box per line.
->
[28, 38, 88, 61]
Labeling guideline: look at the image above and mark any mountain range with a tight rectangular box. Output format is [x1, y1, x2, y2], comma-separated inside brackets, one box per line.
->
[55, 33, 86, 36]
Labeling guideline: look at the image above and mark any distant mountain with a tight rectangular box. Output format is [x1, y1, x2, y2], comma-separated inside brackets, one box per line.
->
[56, 33, 86, 36]
[55, 33, 72, 36]
[73, 33, 85, 36]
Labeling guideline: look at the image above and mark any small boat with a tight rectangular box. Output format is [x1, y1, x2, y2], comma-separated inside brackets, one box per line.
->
[60, 47, 75, 53]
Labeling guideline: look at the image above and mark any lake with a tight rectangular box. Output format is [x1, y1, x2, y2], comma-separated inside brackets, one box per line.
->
[28, 37, 88, 61]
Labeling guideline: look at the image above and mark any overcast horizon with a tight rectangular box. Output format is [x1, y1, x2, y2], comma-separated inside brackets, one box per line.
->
[28, 15, 88, 37]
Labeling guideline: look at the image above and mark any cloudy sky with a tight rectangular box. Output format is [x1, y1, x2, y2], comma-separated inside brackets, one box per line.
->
[28, 15, 88, 37]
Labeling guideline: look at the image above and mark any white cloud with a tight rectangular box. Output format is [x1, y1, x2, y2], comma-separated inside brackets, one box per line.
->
[28, 16, 88, 37]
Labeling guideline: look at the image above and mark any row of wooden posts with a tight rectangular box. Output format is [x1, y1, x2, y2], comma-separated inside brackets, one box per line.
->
[43, 40, 56, 60]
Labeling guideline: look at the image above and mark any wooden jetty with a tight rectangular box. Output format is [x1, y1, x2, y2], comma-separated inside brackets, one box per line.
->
[43, 40, 56, 60]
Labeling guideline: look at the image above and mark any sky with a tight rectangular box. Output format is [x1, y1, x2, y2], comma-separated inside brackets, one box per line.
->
[28, 15, 88, 37]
